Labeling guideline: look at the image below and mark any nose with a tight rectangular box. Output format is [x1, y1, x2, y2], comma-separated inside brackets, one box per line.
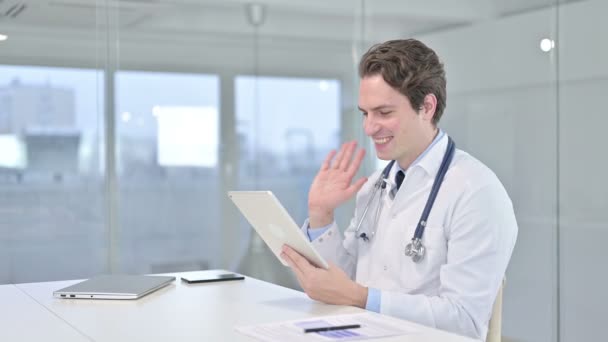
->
[363, 113, 380, 137]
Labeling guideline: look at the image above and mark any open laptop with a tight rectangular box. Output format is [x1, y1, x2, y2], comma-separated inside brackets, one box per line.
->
[53, 275, 175, 300]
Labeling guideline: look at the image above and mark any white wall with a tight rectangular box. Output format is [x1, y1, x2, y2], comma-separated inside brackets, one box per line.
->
[416, 1, 607, 341]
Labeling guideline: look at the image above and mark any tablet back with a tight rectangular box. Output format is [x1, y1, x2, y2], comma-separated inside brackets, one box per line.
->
[228, 191, 328, 269]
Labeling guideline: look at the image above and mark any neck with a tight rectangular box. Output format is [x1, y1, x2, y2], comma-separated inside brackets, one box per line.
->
[397, 127, 439, 170]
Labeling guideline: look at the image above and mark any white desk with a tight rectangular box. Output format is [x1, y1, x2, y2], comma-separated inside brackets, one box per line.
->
[11, 271, 477, 341]
[0, 284, 88, 341]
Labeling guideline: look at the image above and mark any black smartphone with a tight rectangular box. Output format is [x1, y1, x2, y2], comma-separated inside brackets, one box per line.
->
[181, 273, 245, 284]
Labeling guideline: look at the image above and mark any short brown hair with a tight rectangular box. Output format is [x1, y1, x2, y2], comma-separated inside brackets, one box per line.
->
[358, 39, 446, 125]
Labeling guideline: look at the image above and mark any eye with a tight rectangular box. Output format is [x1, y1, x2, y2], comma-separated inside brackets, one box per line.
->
[361, 111, 368, 117]
[379, 111, 392, 115]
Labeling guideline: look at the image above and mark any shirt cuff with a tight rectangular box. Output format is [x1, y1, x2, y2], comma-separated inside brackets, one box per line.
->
[306, 220, 332, 241]
[365, 288, 381, 312]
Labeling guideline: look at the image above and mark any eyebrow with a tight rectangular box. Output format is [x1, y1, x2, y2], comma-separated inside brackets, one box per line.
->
[358, 105, 395, 112]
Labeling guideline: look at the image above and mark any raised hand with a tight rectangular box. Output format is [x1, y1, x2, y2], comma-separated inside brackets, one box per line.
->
[308, 141, 367, 228]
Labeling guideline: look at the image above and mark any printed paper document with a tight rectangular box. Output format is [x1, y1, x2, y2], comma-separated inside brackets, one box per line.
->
[235, 312, 420, 341]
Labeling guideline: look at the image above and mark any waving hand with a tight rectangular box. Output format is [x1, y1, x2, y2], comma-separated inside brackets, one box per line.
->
[308, 141, 367, 228]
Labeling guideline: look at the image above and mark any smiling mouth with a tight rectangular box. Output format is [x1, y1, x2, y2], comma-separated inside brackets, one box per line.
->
[373, 137, 392, 145]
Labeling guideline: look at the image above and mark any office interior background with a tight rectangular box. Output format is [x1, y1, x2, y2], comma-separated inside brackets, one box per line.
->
[0, 0, 605, 341]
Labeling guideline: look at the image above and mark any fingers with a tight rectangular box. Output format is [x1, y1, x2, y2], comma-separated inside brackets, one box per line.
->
[334, 141, 364, 170]
[331, 142, 349, 169]
[281, 245, 315, 274]
[281, 248, 306, 280]
[337, 142, 357, 170]
[346, 148, 366, 176]
[348, 177, 368, 196]
[320, 150, 336, 171]
[323, 141, 364, 175]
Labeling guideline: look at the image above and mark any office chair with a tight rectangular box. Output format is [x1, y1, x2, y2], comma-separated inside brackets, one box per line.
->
[486, 278, 505, 342]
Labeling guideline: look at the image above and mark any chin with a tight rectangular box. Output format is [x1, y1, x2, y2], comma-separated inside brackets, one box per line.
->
[375, 152, 392, 161]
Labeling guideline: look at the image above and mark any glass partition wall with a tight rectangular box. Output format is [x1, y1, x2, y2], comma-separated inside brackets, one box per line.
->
[557, 1, 608, 340]
[1, 1, 606, 341]
[0, 1, 106, 283]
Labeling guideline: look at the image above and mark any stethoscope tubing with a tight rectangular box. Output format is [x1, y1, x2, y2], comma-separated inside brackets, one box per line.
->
[413, 137, 455, 240]
[354, 137, 455, 262]
[354, 160, 395, 240]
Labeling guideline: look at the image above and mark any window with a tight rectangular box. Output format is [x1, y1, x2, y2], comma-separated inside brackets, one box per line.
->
[0, 65, 104, 284]
[234, 75, 341, 287]
[115, 71, 221, 273]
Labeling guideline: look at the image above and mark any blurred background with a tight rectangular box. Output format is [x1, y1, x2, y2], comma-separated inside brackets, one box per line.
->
[0, 0, 605, 341]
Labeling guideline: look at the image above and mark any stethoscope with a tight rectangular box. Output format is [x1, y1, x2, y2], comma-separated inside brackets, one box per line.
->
[354, 137, 455, 263]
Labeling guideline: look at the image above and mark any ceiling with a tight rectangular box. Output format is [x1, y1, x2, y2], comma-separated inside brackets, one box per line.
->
[0, 0, 578, 43]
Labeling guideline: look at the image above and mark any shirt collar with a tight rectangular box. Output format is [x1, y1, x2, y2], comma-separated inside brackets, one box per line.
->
[390, 129, 448, 179]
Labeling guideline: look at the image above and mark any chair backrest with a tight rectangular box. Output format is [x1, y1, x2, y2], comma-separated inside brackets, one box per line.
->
[486, 279, 505, 342]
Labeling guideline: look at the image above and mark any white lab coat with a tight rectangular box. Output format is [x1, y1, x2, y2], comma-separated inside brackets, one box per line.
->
[303, 134, 518, 341]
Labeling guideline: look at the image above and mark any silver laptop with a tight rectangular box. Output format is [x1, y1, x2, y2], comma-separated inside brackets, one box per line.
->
[53, 275, 175, 300]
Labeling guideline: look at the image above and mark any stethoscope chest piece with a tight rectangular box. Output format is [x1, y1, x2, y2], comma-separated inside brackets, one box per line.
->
[405, 238, 426, 263]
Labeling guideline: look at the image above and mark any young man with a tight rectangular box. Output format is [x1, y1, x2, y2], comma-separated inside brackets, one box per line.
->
[280, 39, 518, 340]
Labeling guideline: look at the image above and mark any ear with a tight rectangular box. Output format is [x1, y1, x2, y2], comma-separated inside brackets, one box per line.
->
[420, 94, 437, 122]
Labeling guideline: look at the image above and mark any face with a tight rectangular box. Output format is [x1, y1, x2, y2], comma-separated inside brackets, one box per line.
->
[358, 74, 436, 168]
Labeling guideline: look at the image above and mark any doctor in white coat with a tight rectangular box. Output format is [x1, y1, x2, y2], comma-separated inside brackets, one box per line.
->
[280, 39, 518, 341]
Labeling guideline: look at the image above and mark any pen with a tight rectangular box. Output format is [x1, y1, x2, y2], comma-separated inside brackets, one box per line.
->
[303, 324, 361, 333]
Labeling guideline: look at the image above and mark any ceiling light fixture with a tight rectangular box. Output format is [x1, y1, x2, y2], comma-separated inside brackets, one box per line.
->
[540, 38, 555, 52]
[0, 34, 8, 41]
[246, 3, 266, 27]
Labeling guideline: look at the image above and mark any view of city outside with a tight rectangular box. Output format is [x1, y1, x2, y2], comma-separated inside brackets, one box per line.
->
[114, 71, 222, 274]
[234, 75, 340, 287]
[0, 67, 341, 286]
[0, 65, 105, 284]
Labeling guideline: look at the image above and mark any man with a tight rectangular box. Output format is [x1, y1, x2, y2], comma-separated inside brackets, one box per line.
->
[280, 39, 518, 340]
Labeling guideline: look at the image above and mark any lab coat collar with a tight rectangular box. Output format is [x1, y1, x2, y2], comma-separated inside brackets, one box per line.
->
[415, 133, 450, 178]
[388, 133, 451, 213]
[388, 133, 450, 182]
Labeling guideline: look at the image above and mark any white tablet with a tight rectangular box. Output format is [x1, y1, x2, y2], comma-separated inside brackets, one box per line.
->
[228, 191, 329, 269]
